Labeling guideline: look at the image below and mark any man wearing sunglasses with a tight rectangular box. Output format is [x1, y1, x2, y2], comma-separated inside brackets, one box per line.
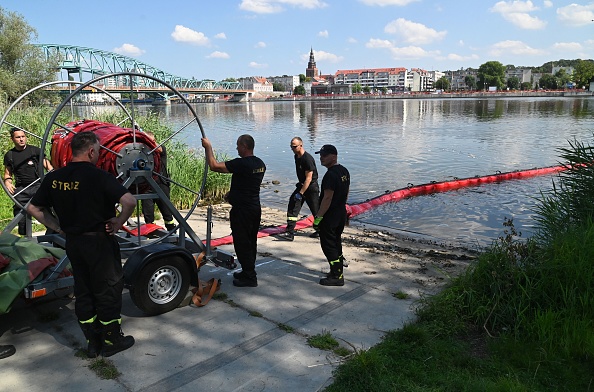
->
[278, 137, 320, 241]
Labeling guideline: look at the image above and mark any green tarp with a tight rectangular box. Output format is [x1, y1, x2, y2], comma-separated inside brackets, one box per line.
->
[0, 233, 67, 314]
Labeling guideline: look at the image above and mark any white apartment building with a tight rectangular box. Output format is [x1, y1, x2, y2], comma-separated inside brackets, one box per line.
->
[406, 68, 433, 92]
[334, 68, 407, 91]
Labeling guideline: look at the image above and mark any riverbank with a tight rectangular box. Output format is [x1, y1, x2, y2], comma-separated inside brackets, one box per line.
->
[260, 89, 592, 102]
[0, 204, 478, 391]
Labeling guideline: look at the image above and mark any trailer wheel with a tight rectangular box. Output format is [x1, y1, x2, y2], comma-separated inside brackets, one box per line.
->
[129, 256, 191, 315]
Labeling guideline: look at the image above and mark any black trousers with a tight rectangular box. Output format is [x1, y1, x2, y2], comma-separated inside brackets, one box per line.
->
[141, 183, 173, 223]
[13, 183, 40, 235]
[230, 206, 261, 280]
[319, 213, 346, 263]
[66, 233, 124, 323]
[286, 183, 319, 231]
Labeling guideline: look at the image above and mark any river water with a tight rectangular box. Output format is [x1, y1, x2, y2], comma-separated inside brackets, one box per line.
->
[79, 97, 594, 247]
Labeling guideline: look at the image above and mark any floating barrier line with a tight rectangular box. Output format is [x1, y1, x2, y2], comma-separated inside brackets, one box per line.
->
[207, 165, 567, 247]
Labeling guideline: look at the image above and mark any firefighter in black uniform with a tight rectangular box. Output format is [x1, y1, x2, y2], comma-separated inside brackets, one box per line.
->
[314, 144, 350, 286]
[27, 132, 137, 358]
[277, 137, 320, 241]
[141, 131, 175, 230]
[3, 127, 53, 235]
[201, 134, 266, 288]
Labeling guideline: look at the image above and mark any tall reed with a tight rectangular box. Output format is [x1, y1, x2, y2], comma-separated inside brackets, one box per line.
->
[0, 105, 230, 223]
[433, 135, 594, 359]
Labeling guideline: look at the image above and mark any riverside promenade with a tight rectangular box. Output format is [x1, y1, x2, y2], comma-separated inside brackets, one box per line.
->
[262, 89, 593, 102]
[0, 205, 476, 392]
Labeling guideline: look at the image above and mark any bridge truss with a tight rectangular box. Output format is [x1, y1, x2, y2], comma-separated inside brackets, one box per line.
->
[37, 44, 241, 90]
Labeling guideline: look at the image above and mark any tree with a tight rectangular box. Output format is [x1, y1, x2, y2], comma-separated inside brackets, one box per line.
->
[272, 82, 284, 91]
[506, 76, 520, 90]
[520, 82, 532, 91]
[362, 86, 371, 93]
[0, 7, 57, 103]
[555, 68, 571, 88]
[464, 75, 477, 90]
[299, 74, 306, 83]
[572, 60, 594, 89]
[434, 76, 450, 91]
[539, 74, 559, 89]
[352, 83, 362, 93]
[293, 85, 305, 95]
[478, 61, 506, 91]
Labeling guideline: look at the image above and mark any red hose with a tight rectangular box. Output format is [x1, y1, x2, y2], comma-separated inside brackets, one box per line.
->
[208, 165, 567, 247]
[51, 119, 161, 183]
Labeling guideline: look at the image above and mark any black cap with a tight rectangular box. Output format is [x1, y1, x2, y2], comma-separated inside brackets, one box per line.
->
[315, 144, 338, 155]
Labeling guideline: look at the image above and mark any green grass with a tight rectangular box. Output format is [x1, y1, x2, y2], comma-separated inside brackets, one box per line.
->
[278, 323, 294, 333]
[0, 104, 230, 222]
[307, 331, 340, 351]
[308, 331, 353, 357]
[324, 137, 594, 391]
[393, 290, 409, 300]
[89, 358, 121, 379]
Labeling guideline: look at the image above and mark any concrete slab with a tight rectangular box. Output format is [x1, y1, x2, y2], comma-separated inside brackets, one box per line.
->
[0, 206, 475, 392]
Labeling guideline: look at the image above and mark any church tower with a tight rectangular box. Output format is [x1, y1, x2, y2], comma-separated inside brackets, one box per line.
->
[306, 47, 319, 78]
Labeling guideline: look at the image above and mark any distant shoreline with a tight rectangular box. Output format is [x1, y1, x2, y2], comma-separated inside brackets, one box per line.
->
[259, 90, 593, 102]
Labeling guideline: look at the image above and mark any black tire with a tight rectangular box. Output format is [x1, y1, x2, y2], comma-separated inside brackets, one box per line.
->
[129, 256, 191, 315]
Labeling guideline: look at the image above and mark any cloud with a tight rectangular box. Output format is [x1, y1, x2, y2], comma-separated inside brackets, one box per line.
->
[301, 50, 343, 63]
[384, 18, 446, 45]
[442, 53, 480, 61]
[318, 30, 329, 38]
[214, 32, 227, 39]
[255, 41, 267, 48]
[358, 0, 419, 5]
[551, 42, 582, 51]
[171, 25, 210, 45]
[206, 51, 230, 59]
[347, 37, 358, 44]
[508, 12, 547, 29]
[490, 1, 546, 29]
[366, 38, 394, 49]
[557, 4, 594, 26]
[239, 0, 328, 14]
[249, 61, 268, 69]
[388, 46, 438, 59]
[543, 0, 552, 8]
[489, 40, 545, 56]
[113, 43, 145, 57]
[491, 0, 539, 13]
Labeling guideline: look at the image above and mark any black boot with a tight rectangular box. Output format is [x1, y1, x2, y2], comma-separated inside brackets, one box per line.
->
[277, 230, 294, 241]
[101, 320, 135, 357]
[319, 258, 344, 286]
[0, 344, 15, 359]
[79, 319, 102, 358]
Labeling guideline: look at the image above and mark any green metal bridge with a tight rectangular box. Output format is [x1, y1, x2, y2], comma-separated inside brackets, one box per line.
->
[37, 44, 243, 93]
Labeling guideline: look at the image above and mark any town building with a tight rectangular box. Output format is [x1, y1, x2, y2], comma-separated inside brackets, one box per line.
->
[238, 76, 273, 93]
[311, 84, 352, 96]
[267, 75, 300, 92]
[505, 68, 532, 84]
[305, 48, 319, 79]
[334, 67, 407, 91]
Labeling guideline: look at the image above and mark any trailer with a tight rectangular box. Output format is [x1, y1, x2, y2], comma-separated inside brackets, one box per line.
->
[0, 73, 236, 315]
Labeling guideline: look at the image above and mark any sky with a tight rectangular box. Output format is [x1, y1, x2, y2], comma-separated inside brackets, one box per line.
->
[3, 0, 594, 81]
